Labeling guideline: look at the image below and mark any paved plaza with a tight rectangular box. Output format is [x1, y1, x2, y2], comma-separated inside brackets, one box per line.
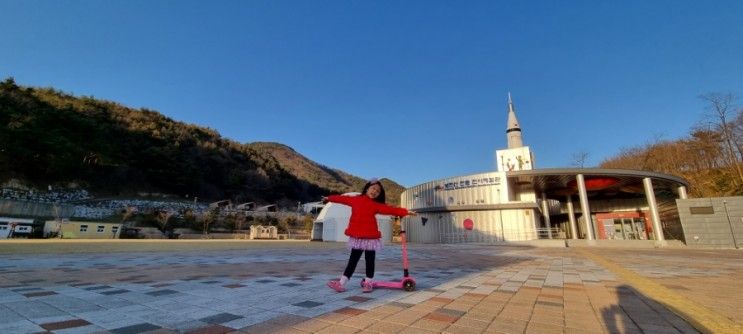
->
[0, 241, 741, 334]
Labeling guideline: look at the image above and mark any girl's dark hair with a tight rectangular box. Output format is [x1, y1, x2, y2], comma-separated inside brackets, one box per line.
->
[360, 179, 386, 204]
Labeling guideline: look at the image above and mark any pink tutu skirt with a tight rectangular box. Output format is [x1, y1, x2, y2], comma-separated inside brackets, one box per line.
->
[347, 237, 382, 251]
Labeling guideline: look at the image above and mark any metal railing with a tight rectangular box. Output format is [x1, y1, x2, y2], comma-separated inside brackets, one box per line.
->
[439, 228, 563, 243]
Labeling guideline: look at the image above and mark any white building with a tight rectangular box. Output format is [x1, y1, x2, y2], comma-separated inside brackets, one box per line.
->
[400, 94, 689, 245]
[43, 220, 122, 239]
[0, 217, 35, 238]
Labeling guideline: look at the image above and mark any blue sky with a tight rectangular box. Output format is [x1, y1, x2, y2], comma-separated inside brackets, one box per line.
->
[2, 1, 742, 188]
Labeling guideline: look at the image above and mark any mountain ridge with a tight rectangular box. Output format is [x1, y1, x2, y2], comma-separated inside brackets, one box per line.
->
[0, 78, 405, 207]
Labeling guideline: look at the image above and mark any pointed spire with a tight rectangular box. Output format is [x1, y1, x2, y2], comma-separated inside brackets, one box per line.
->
[506, 93, 523, 148]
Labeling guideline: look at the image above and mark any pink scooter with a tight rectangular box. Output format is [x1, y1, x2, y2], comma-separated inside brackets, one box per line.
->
[361, 229, 416, 291]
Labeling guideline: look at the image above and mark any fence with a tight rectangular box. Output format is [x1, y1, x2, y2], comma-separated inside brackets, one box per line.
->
[535, 227, 563, 239]
[440, 227, 563, 244]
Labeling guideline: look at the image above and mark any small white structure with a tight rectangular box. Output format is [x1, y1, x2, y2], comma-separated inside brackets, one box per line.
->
[249, 225, 278, 239]
[301, 201, 325, 214]
[0, 217, 35, 238]
[311, 193, 394, 243]
[236, 202, 255, 211]
[255, 204, 277, 212]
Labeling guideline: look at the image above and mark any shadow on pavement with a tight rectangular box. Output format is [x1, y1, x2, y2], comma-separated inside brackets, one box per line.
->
[601, 284, 699, 334]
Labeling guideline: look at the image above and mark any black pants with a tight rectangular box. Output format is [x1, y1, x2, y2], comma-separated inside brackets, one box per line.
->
[343, 249, 375, 279]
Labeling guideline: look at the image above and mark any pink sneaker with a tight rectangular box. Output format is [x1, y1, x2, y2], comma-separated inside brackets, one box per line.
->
[362, 279, 373, 293]
[327, 280, 346, 292]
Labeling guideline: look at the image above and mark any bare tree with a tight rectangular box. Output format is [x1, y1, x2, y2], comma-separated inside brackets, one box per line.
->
[733, 108, 743, 159]
[197, 208, 219, 236]
[601, 146, 645, 169]
[156, 210, 176, 233]
[120, 206, 137, 226]
[236, 212, 247, 231]
[638, 133, 667, 171]
[699, 92, 743, 186]
[570, 151, 590, 168]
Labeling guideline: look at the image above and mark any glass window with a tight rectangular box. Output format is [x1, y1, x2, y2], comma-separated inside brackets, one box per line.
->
[80, 224, 88, 232]
[97, 225, 105, 233]
[112, 226, 119, 233]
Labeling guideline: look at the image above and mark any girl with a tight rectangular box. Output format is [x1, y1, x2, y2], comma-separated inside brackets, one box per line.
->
[324, 178, 415, 293]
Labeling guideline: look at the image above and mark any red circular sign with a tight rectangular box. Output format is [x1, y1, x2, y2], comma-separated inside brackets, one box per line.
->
[463, 218, 474, 230]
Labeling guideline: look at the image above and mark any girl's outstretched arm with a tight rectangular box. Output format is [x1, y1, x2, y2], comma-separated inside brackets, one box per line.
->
[325, 194, 354, 206]
[376, 203, 411, 217]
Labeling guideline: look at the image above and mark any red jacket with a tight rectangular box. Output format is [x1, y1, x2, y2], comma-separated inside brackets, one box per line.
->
[327, 194, 410, 239]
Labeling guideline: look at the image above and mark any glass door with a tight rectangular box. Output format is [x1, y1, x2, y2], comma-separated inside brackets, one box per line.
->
[603, 219, 617, 239]
[610, 218, 645, 240]
[633, 218, 647, 240]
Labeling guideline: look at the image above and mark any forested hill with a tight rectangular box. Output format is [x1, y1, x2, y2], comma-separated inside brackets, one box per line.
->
[0, 78, 404, 206]
[598, 92, 743, 197]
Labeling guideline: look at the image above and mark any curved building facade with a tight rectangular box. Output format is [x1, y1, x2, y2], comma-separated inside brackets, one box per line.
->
[400, 95, 689, 244]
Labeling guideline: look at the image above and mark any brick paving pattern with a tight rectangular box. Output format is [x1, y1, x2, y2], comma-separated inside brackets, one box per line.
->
[0, 242, 741, 333]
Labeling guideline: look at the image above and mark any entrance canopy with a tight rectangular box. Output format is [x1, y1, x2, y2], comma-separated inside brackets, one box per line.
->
[508, 168, 689, 200]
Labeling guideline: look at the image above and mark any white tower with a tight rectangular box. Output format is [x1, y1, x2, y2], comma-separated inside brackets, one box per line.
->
[496, 93, 535, 172]
[506, 92, 523, 149]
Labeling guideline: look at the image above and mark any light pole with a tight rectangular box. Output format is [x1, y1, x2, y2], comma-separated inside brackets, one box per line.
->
[722, 200, 739, 249]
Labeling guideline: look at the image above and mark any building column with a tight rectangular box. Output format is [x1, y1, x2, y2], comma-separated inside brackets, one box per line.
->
[643, 177, 665, 244]
[566, 195, 578, 239]
[576, 174, 595, 240]
[541, 193, 552, 239]
[499, 210, 506, 242]
[678, 186, 688, 199]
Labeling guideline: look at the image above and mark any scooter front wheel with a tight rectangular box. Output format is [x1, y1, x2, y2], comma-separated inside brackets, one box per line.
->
[403, 280, 415, 292]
